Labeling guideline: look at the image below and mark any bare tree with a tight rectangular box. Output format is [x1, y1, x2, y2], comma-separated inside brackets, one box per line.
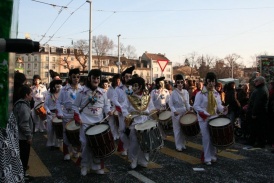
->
[224, 53, 241, 78]
[93, 35, 114, 67]
[186, 52, 199, 77]
[124, 45, 137, 59]
[73, 39, 89, 71]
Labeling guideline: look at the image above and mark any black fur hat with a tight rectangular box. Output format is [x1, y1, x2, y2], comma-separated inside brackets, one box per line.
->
[204, 72, 217, 86]
[126, 77, 145, 90]
[69, 68, 80, 76]
[33, 74, 41, 80]
[50, 70, 60, 79]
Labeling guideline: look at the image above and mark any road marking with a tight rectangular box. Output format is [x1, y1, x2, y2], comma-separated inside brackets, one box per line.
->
[28, 147, 51, 177]
[114, 151, 162, 169]
[166, 136, 246, 160]
[160, 147, 201, 164]
[128, 170, 156, 183]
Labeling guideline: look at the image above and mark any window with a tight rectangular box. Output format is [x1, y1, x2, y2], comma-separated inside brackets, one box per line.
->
[70, 49, 74, 54]
[147, 72, 149, 76]
[154, 74, 158, 78]
[51, 47, 56, 52]
[27, 64, 31, 69]
[27, 70, 31, 75]
[34, 56, 37, 61]
[52, 64, 56, 69]
[71, 57, 74, 61]
[63, 57, 67, 61]
[64, 65, 67, 69]
[111, 68, 114, 73]
[28, 55, 32, 61]
[45, 72, 49, 78]
[34, 64, 37, 69]
[46, 64, 49, 69]
[166, 74, 171, 79]
[140, 71, 143, 77]
[34, 71, 38, 75]
[167, 68, 171, 72]
[52, 57, 56, 62]
[46, 56, 49, 61]
[63, 48, 67, 54]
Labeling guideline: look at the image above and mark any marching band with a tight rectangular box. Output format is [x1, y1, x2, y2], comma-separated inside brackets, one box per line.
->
[26, 68, 233, 176]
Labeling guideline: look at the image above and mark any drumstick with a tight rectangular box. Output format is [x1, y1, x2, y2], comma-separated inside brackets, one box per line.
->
[99, 115, 110, 124]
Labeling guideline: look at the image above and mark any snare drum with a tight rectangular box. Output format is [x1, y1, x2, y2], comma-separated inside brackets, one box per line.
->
[34, 102, 47, 121]
[52, 117, 63, 139]
[158, 111, 172, 130]
[180, 112, 200, 136]
[65, 120, 81, 147]
[208, 116, 234, 147]
[135, 120, 164, 152]
[85, 124, 116, 159]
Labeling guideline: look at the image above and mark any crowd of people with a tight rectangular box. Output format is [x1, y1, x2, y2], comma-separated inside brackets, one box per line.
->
[12, 68, 274, 181]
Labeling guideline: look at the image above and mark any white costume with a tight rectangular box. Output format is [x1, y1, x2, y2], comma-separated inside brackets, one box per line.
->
[107, 86, 119, 140]
[112, 84, 130, 151]
[72, 86, 111, 171]
[56, 83, 82, 157]
[193, 87, 226, 163]
[122, 92, 156, 168]
[44, 91, 61, 147]
[169, 88, 191, 151]
[31, 84, 47, 132]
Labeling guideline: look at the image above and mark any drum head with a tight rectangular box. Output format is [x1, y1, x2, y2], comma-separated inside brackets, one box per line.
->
[35, 102, 44, 109]
[180, 113, 197, 125]
[66, 120, 80, 131]
[159, 111, 171, 121]
[135, 120, 157, 131]
[52, 117, 62, 123]
[209, 117, 230, 127]
[86, 124, 109, 135]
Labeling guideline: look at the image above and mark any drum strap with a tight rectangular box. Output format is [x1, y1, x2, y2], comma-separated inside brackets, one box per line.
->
[175, 88, 187, 107]
[79, 101, 91, 114]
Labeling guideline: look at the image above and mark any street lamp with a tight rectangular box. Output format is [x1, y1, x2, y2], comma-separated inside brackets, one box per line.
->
[87, 0, 92, 71]
[117, 34, 121, 73]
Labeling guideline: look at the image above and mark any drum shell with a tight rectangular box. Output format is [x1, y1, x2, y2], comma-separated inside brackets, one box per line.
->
[52, 117, 63, 139]
[35, 102, 47, 121]
[208, 117, 234, 147]
[85, 124, 116, 159]
[135, 121, 164, 152]
[65, 120, 81, 147]
[179, 112, 200, 136]
[158, 111, 172, 131]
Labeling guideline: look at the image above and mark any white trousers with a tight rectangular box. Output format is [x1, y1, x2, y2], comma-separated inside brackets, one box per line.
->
[46, 114, 61, 147]
[80, 123, 102, 170]
[118, 114, 129, 151]
[128, 128, 148, 165]
[198, 120, 216, 162]
[108, 115, 119, 140]
[172, 115, 186, 150]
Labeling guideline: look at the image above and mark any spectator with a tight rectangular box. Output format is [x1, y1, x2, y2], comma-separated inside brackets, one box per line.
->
[192, 81, 203, 104]
[215, 82, 225, 105]
[249, 71, 260, 94]
[13, 85, 34, 181]
[225, 82, 241, 124]
[267, 81, 274, 148]
[237, 84, 250, 107]
[246, 76, 269, 148]
[13, 72, 27, 105]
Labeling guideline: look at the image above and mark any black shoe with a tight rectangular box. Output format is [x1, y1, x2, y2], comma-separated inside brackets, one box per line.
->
[24, 175, 34, 182]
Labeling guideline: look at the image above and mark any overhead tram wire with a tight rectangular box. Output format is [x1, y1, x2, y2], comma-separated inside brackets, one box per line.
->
[38, 0, 75, 43]
[43, 1, 86, 46]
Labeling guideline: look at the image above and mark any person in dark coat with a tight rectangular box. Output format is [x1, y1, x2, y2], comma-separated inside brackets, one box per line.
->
[247, 76, 269, 148]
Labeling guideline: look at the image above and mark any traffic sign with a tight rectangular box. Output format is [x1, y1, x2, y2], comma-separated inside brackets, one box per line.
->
[157, 60, 169, 72]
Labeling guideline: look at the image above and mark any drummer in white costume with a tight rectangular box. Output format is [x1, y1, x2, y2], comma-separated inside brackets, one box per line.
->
[44, 79, 62, 150]
[72, 69, 112, 176]
[193, 72, 228, 165]
[150, 76, 170, 139]
[31, 75, 47, 132]
[169, 74, 191, 151]
[112, 66, 135, 156]
[106, 74, 121, 140]
[122, 77, 157, 169]
[56, 68, 82, 160]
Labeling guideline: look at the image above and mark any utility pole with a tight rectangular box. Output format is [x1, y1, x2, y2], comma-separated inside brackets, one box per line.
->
[117, 34, 121, 73]
[48, 44, 50, 84]
[87, 0, 92, 71]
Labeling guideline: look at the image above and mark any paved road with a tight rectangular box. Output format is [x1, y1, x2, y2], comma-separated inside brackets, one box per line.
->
[27, 130, 274, 183]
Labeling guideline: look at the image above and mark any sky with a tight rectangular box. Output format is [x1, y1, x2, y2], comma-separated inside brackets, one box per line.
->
[17, 0, 274, 67]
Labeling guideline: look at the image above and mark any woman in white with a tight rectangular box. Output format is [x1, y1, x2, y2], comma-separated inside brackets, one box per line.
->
[44, 79, 62, 150]
[56, 68, 82, 161]
[169, 74, 191, 151]
[122, 77, 156, 169]
[72, 69, 112, 176]
[107, 74, 121, 140]
[193, 72, 228, 165]
[31, 75, 47, 132]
